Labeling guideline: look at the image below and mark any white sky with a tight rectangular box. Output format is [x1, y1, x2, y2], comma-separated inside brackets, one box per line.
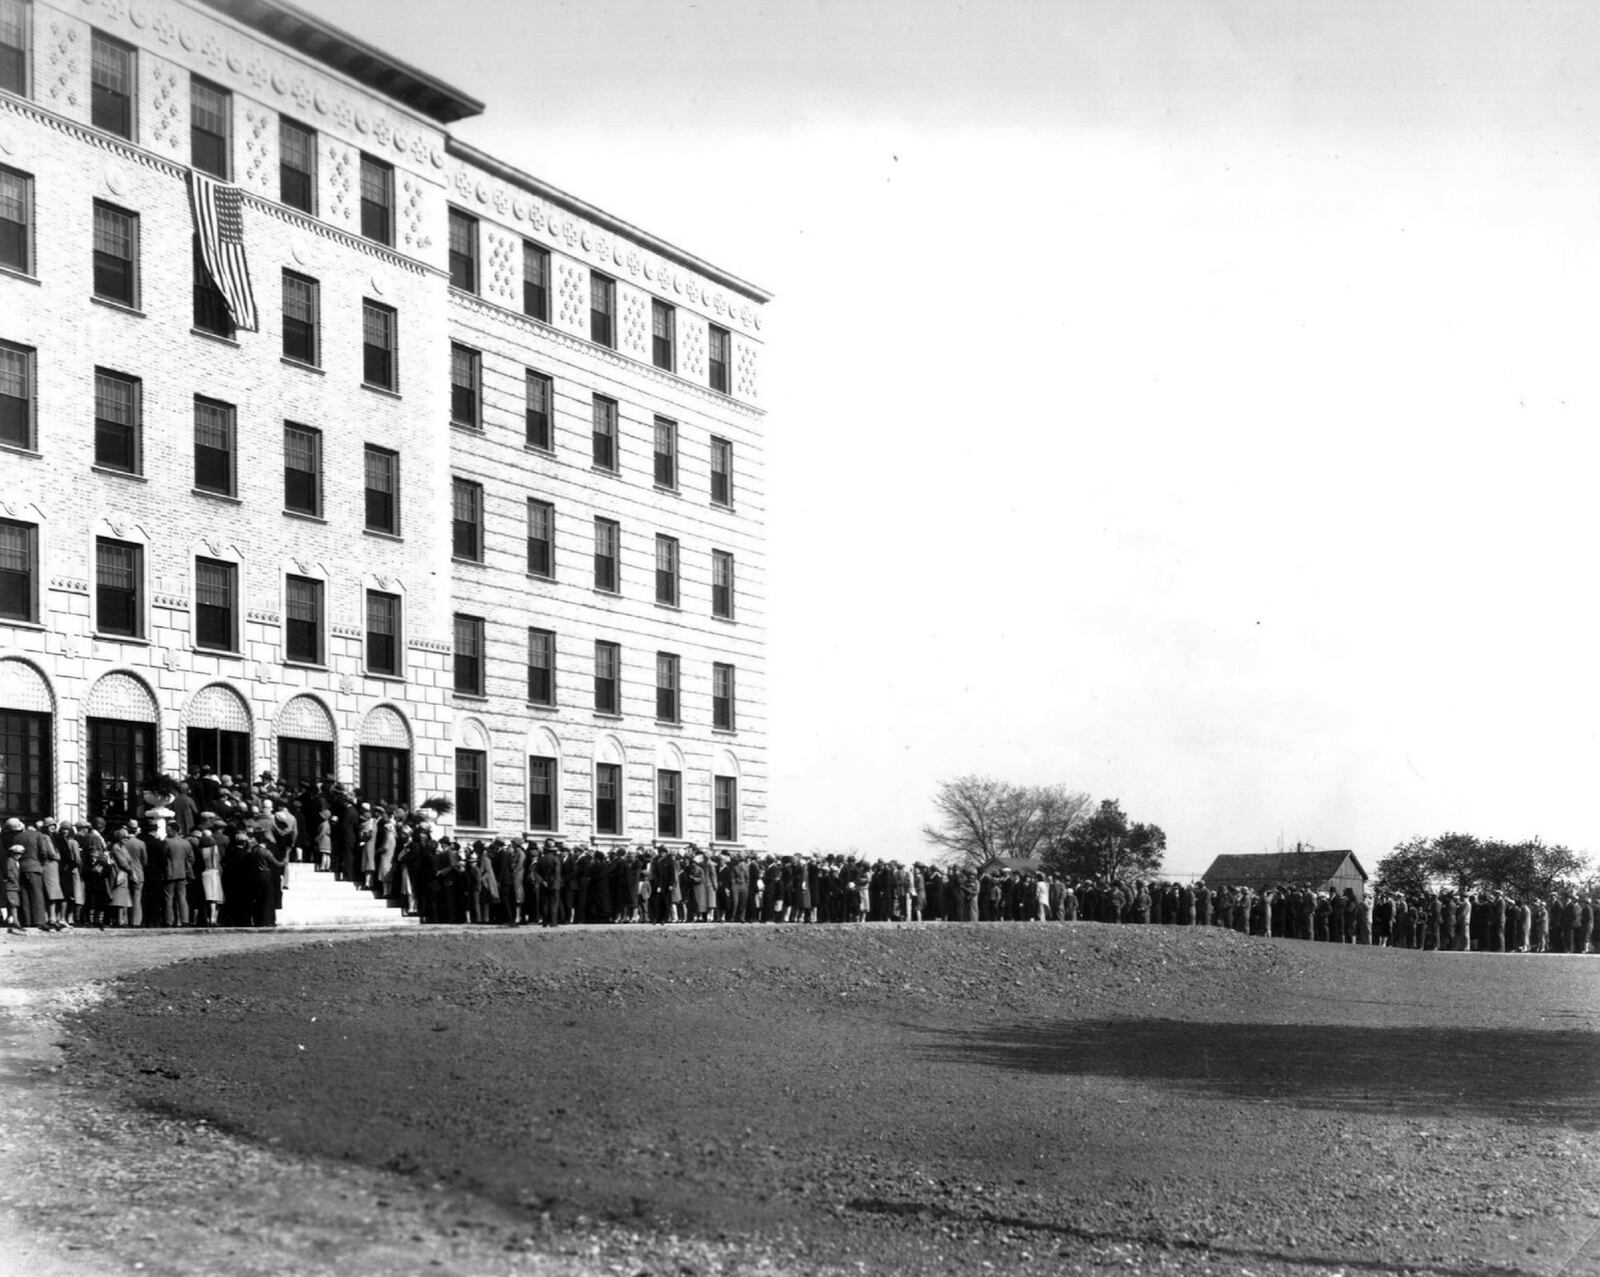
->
[314, 0, 1600, 875]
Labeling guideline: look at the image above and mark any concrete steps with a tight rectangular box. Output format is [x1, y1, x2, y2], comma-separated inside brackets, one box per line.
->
[278, 862, 419, 928]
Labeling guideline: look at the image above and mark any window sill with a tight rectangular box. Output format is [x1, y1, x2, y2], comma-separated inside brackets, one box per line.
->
[451, 691, 488, 702]
[91, 465, 147, 482]
[91, 296, 145, 318]
[712, 613, 737, 624]
[195, 646, 244, 659]
[363, 528, 404, 543]
[593, 586, 621, 598]
[282, 659, 329, 672]
[710, 501, 735, 513]
[655, 601, 681, 612]
[590, 465, 620, 478]
[452, 556, 487, 567]
[525, 572, 556, 584]
[524, 443, 555, 458]
[450, 421, 483, 434]
[592, 711, 623, 721]
[655, 719, 683, 730]
[193, 488, 241, 504]
[94, 633, 148, 645]
[191, 327, 239, 347]
[526, 701, 558, 712]
[653, 484, 681, 497]
[0, 442, 40, 460]
[0, 266, 40, 286]
[361, 382, 402, 400]
[282, 509, 327, 524]
[364, 671, 406, 683]
[712, 727, 739, 737]
[0, 618, 46, 632]
[282, 356, 324, 375]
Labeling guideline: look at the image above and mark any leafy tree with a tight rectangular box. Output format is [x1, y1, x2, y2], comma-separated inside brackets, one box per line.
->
[1044, 799, 1166, 882]
[1374, 833, 1591, 897]
[921, 776, 1092, 869]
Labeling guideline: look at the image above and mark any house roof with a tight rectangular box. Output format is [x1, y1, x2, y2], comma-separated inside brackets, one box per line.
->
[1201, 850, 1369, 885]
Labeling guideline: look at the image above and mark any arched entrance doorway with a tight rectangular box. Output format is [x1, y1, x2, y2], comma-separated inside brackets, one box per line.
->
[85, 671, 159, 823]
[0, 658, 54, 823]
[359, 705, 412, 808]
[184, 683, 252, 782]
[275, 694, 336, 791]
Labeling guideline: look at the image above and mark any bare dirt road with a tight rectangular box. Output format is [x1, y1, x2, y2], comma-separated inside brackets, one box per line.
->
[3, 922, 1598, 1276]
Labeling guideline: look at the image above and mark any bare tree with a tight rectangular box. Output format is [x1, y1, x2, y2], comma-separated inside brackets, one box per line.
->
[922, 776, 1092, 869]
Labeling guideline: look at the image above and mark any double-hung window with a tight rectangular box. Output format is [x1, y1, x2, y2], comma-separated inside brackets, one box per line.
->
[90, 31, 133, 140]
[714, 776, 738, 842]
[527, 627, 555, 706]
[190, 77, 230, 178]
[652, 300, 675, 370]
[366, 590, 401, 677]
[364, 445, 399, 534]
[194, 557, 236, 652]
[448, 208, 477, 292]
[279, 118, 316, 213]
[654, 535, 678, 607]
[713, 663, 736, 730]
[453, 614, 484, 695]
[526, 499, 554, 578]
[525, 370, 552, 450]
[0, 518, 37, 623]
[362, 299, 396, 389]
[284, 575, 323, 664]
[93, 369, 139, 473]
[452, 478, 483, 562]
[523, 242, 549, 320]
[193, 236, 233, 337]
[282, 271, 319, 365]
[450, 343, 480, 429]
[591, 395, 617, 471]
[92, 201, 137, 307]
[593, 640, 619, 715]
[653, 417, 677, 488]
[655, 652, 679, 724]
[593, 518, 619, 593]
[0, 340, 32, 450]
[710, 437, 733, 507]
[283, 423, 321, 516]
[0, 166, 30, 273]
[589, 272, 615, 348]
[709, 324, 731, 393]
[528, 755, 556, 830]
[359, 153, 392, 245]
[712, 550, 735, 619]
[657, 769, 681, 839]
[455, 749, 486, 827]
[192, 397, 235, 496]
[95, 538, 141, 637]
[0, 0, 27, 97]
[595, 761, 621, 835]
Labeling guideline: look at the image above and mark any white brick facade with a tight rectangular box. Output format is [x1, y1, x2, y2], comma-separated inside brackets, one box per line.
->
[0, 0, 769, 850]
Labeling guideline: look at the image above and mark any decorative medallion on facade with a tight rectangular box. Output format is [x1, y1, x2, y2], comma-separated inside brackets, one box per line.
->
[0, 658, 54, 713]
[86, 671, 158, 723]
[361, 705, 412, 748]
[186, 683, 251, 733]
[277, 694, 334, 742]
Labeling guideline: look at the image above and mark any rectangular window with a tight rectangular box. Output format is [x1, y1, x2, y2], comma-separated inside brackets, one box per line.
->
[448, 208, 477, 292]
[192, 396, 235, 495]
[194, 556, 236, 652]
[284, 575, 323, 664]
[595, 761, 621, 835]
[92, 201, 137, 307]
[712, 550, 735, 619]
[282, 271, 319, 365]
[527, 627, 554, 705]
[528, 755, 556, 831]
[522, 241, 549, 321]
[193, 236, 233, 337]
[0, 166, 30, 273]
[714, 775, 737, 842]
[655, 534, 678, 607]
[0, 709, 52, 828]
[359, 153, 392, 245]
[190, 77, 230, 178]
[526, 499, 554, 578]
[93, 369, 139, 473]
[593, 517, 619, 593]
[0, 340, 32, 450]
[278, 117, 316, 213]
[709, 324, 731, 393]
[364, 445, 398, 534]
[655, 651, 679, 723]
[452, 478, 483, 562]
[525, 370, 552, 450]
[455, 749, 486, 827]
[657, 769, 680, 839]
[362, 299, 396, 389]
[713, 662, 736, 730]
[450, 343, 480, 428]
[653, 416, 677, 488]
[366, 589, 401, 677]
[589, 272, 615, 348]
[710, 436, 733, 507]
[90, 30, 133, 140]
[652, 299, 675, 371]
[95, 538, 141, 637]
[0, 517, 36, 622]
[591, 395, 617, 471]
[283, 422, 321, 516]
[453, 614, 484, 695]
[0, 0, 27, 97]
[594, 640, 619, 715]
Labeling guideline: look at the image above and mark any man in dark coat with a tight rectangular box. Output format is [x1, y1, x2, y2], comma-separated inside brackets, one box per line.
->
[160, 827, 196, 927]
[534, 840, 562, 928]
[496, 839, 525, 925]
[249, 832, 287, 926]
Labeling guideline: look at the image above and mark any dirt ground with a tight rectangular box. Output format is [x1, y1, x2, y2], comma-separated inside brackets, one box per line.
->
[2, 922, 1598, 1276]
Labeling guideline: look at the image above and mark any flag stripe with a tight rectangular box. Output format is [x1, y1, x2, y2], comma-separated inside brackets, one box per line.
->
[189, 171, 258, 332]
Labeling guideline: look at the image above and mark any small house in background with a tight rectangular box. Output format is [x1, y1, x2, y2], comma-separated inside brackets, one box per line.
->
[1200, 850, 1370, 900]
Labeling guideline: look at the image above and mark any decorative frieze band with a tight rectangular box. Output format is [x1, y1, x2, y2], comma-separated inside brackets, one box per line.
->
[408, 637, 450, 655]
[48, 576, 90, 594]
[152, 593, 188, 610]
[246, 610, 281, 626]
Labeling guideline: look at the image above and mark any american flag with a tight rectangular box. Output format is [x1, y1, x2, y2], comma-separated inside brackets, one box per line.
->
[188, 171, 258, 332]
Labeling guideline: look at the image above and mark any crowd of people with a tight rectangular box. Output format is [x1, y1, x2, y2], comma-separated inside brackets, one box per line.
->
[3, 770, 1597, 953]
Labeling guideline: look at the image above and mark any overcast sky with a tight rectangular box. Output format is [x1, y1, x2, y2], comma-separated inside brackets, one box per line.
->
[316, 0, 1600, 876]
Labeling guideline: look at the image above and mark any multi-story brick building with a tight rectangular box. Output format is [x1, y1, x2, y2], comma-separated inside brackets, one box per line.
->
[0, 0, 769, 851]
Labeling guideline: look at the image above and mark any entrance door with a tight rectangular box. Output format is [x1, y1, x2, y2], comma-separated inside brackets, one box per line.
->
[187, 726, 250, 783]
[87, 717, 154, 822]
[359, 745, 410, 808]
[278, 736, 332, 792]
[0, 708, 52, 824]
